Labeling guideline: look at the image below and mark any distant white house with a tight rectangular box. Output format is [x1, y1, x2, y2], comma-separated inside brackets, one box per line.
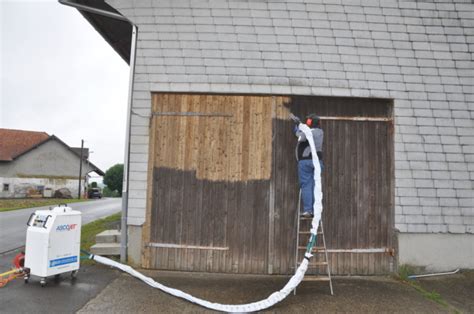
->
[0, 128, 104, 198]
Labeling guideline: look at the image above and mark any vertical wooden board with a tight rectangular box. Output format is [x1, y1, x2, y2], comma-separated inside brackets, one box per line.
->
[343, 122, 351, 274]
[235, 181, 245, 273]
[375, 122, 382, 274]
[350, 121, 358, 274]
[241, 99, 251, 181]
[181, 97, 195, 270]
[247, 97, 257, 273]
[226, 97, 237, 273]
[368, 122, 376, 275]
[157, 95, 170, 267]
[362, 122, 369, 274]
[271, 102, 282, 274]
[227, 172, 238, 273]
[356, 122, 364, 274]
[177, 95, 189, 270]
[323, 120, 333, 273]
[195, 95, 208, 271]
[207, 96, 218, 271]
[229, 96, 240, 273]
[333, 120, 341, 274]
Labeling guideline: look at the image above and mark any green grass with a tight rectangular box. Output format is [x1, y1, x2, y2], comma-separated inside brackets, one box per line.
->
[398, 264, 416, 281]
[396, 264, 451, 310]
[0, 198, 90, 212]
[81, 213, 121, 264]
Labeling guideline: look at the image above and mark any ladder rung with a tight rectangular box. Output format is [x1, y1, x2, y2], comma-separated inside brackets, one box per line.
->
[303, 276, 331, 282]
[298, 261, 328, 266]
[298, 231, 323, 235]
[298, 246, 326, 252]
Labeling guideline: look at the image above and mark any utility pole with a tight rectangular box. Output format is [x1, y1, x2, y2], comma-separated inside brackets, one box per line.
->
[78, 139, 84, 199]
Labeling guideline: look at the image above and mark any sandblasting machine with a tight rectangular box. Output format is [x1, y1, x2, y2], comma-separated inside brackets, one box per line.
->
[24, 205, 81, 286]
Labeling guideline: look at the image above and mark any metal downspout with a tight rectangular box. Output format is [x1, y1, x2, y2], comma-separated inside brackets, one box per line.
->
[120, 25, 137, 262]
[58, 0, 137, 263]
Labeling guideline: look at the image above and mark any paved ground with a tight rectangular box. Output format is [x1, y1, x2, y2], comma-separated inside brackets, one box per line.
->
[0, 198, 121, 253]
[0, 248, 121, 314]
[2, 253, 471, 313]
[77, 269, 472, 313]
[417, 271, 474, 313]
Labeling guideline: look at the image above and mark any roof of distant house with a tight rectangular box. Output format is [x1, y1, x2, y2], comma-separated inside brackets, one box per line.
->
[0, 128, 49, 161]
[0, 128, 104, 175]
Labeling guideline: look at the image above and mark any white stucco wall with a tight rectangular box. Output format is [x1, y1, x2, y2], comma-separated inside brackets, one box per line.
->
[0, 177, 85, 198]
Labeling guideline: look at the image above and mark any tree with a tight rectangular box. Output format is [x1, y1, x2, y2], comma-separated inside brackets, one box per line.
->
[103, 164, 124, 196]
[102, 186, 120, 198]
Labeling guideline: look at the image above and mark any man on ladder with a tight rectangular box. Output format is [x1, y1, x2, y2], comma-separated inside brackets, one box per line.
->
[291, 113, 333, 295]
[292, 114, 324, 218]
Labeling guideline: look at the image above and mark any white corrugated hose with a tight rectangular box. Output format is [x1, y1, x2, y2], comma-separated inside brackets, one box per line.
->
[90, 123, 323, 313]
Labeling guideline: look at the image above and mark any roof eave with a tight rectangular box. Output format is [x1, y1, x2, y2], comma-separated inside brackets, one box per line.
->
[59, 0, 132, 64]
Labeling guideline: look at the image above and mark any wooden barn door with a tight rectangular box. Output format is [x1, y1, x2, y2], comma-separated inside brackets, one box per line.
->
[272, 96, 395, 275]
[144, 94, 273, 274]
[143, 93, 394, 275]
[321, 118, 395, 274]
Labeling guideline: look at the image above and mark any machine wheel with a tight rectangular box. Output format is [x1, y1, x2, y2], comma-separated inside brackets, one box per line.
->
[71, 270, 78, 279]
[40, 278, 46, 287]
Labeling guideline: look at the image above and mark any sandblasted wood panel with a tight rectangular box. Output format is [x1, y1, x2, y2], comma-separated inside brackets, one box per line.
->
[151, 94, 273, 182]
[146, 94, 272, 274]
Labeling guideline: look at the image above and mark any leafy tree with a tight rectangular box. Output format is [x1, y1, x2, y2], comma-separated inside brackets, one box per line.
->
[102, 186, 120, 198]
[103, 164, 124, 196]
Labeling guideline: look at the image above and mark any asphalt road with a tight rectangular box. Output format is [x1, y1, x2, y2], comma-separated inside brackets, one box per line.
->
[0, 198, 122, 254]
[0, 248, 121, 314]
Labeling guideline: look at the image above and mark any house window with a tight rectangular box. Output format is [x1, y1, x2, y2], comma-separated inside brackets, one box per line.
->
[3, 184, 9, 192]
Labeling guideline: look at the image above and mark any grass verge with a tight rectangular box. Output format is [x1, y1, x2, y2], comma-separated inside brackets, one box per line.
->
[396, 264, 453, 311]
[0, 198, 89, 212]
[81, 213, 121, 264]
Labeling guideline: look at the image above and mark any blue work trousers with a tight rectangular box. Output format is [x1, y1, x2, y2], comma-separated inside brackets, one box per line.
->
[298, 159, 315, 213]
[298, 159, 324, 214]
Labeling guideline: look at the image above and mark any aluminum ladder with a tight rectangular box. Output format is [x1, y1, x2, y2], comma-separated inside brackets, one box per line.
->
[294, 190, 334, 295]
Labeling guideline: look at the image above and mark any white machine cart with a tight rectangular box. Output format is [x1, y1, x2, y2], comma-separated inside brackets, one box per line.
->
[24, 204, 81, 286]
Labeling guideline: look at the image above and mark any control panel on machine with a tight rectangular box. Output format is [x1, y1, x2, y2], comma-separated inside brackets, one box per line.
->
[30, 214, 51, 228]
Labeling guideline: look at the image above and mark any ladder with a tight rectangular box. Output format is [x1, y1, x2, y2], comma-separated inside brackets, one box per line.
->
[294, 190, 334, 295]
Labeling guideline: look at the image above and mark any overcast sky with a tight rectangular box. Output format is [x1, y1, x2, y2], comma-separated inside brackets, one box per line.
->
[0, 0, 130, 179]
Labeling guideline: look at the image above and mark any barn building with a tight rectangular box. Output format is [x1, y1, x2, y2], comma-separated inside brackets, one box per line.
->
[61, 0, 473, 274]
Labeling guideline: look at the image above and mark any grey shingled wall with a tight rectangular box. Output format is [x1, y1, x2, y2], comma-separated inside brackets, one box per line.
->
[107, 0, 474, 234]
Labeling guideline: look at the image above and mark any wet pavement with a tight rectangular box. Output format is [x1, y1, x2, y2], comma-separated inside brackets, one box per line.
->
[77, 269, 470, 313]
[0, 249, 120, 314]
